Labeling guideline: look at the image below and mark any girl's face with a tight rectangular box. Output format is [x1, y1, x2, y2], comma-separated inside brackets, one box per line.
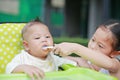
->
[88, 27, 114, 56]
[23, 23, 53, 60]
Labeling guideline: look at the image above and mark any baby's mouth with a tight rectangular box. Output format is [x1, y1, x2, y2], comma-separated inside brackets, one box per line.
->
[42, 45, 54, 50]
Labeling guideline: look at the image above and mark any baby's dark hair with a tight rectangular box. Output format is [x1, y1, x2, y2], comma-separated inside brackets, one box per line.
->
[102, 20, 120, 50]
[21, 18, 43, 40]
[32, 17, 42, 22]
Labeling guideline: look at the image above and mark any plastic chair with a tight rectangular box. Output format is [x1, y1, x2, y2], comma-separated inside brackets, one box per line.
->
[0, 23, 26, 73]
[0, 23, 117, 80]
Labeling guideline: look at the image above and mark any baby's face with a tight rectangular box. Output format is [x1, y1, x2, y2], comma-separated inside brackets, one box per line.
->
[88, 27, 114, 56]
[23, 23, 53, 59]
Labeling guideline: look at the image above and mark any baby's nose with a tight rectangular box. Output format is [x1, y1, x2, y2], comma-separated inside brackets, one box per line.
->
[41, 37, 47, 42]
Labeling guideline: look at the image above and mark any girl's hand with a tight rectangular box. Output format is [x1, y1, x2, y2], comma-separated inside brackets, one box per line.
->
[53, 42, 78, 56]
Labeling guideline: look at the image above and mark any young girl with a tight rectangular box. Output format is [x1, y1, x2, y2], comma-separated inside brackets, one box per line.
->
[54, 20, 120, 80]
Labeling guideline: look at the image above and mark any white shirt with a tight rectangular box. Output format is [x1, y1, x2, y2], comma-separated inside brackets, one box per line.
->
[6, 50, 77, 73]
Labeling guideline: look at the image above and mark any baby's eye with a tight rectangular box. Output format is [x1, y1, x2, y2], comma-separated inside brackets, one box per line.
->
[46, 36, 50, 38]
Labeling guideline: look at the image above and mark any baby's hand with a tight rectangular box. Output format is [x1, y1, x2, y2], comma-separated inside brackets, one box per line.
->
[24, 65, 45, 80]
[13, 65, 45, 80]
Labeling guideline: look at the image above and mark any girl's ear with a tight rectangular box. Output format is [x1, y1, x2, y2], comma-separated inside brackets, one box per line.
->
[110, 50, 120, 58]
[23, 40, 29, 51]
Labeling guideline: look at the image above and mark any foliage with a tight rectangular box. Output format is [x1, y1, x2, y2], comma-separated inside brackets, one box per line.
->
[53, 37, 88, 46]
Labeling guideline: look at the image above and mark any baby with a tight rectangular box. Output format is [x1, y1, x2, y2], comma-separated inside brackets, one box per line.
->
[6, 19, 77, 80]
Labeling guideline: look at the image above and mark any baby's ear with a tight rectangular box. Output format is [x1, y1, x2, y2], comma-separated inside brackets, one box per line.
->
[23, 40, 29, 51]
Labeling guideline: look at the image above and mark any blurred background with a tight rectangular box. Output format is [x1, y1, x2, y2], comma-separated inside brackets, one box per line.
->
[0, 0, 120, 40]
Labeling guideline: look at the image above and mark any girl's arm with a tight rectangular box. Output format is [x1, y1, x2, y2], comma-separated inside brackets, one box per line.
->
[54, 42, 119, 72]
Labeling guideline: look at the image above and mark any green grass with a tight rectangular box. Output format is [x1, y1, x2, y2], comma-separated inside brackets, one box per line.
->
[53, 37, 88, 46]
[53, 37, 89, 57]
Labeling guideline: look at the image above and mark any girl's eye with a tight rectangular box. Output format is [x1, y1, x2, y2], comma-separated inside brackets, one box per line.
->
[98, 44, 104, 48]
[91, 38, 95, 42]
[35, 37, 40, 39]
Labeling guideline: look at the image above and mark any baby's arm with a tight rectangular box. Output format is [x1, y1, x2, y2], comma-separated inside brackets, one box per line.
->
[12, 64, 45, 80]
[6, 53, 45, 80]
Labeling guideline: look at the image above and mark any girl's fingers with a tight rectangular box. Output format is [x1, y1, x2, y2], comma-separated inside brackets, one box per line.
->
[53, 47, 68, 57]
[53, 43, 72, 56]
[53, 46, 61, 54]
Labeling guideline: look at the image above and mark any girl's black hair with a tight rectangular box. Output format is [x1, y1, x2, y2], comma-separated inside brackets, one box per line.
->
[103, 20, 120, 50]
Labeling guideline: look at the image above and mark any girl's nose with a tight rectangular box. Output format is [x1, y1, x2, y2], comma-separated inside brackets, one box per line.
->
[90, 43, 96, 50]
